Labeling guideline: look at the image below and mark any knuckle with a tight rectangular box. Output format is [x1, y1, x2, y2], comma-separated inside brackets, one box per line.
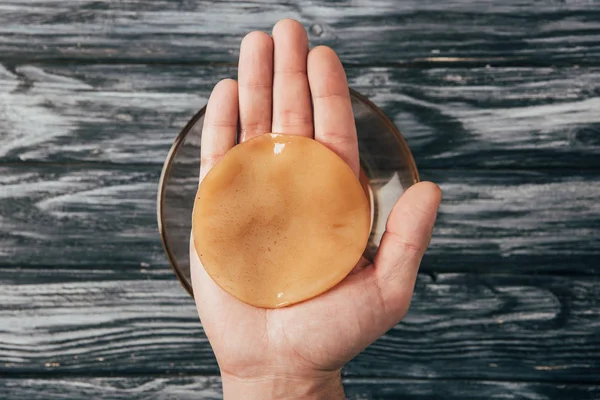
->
[275, 109, 313, 129]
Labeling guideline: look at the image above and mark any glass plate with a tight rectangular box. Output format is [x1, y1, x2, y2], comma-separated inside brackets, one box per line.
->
[158, 89, 419, 297]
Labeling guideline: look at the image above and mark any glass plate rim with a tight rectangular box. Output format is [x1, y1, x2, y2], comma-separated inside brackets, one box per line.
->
[157, 88, 420, 298]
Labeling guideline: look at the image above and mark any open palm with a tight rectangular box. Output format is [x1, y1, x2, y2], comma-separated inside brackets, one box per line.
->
[190, 19, 441, 394]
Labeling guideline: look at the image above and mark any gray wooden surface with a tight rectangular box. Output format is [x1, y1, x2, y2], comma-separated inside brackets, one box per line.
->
[2, 268, 600, 381]
[1, 0, 599, 399]
[1, 377, 599, 400]
[1, 0, 599, 65]
[1, 65, 599, 168]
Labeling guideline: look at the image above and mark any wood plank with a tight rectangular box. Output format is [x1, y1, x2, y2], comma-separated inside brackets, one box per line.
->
[421, 168, 600, 275]
[1, 269, 599, 381]
[0, 164, 166, 268]
[1, 64, 599, 168]
[1, 377, 599, 400]
[1, 165, 598, 274]
[0, 0, 599, 65]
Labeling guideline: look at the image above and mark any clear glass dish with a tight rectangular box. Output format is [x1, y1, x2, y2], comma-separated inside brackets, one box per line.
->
[158, 89, 419, 297]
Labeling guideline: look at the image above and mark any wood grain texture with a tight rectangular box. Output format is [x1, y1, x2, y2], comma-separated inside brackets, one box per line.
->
[1, 269, 599, 381]
[2, 0, 598, 394]
[0, 165, 165, 268]
[1, 165, 598, 273]
[422, 168, 600, 275]
[1, 64, 599, 168]
[1, 377, 599, 400]
[0, 0, 599, 65]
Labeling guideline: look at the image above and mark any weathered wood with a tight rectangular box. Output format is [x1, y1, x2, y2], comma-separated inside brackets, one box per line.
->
[1, 64, 599, 168]
[1, 376, 599, 400]
[0, 0, 599, 65]
[0, 165, 165, 268]
[1, 165, 598, 273]
[422, 168, 600, 275]
[0, 165, 600, 274]
[2, 0, 598, 394]
[1, 269, 599, 381]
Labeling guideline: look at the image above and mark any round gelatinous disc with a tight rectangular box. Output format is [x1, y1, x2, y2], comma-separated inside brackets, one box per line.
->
[192, 133, 370, 308]
[157, 89, 419, 298]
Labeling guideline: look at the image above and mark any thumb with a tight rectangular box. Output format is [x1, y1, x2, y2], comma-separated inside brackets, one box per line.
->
[373, 181, 442, 329]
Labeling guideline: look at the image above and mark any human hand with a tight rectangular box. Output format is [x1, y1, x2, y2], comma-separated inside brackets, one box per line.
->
[190, 19, 442, 399]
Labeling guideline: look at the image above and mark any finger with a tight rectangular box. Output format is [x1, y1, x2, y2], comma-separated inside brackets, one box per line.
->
[200, 79, 238, 182]
[271, 19, 313, 136]
[373, 181, 442, 327]
[308, 46, 359, 177]
[238, 31, 273, 142]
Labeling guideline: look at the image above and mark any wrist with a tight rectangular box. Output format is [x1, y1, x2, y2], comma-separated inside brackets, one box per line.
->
[221, 369, 345, 400]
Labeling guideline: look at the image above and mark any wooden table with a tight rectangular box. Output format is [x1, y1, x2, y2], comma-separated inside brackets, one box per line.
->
[1, 1, 599, 398]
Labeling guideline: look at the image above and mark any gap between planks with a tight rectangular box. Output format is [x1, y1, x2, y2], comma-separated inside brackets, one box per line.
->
[2, 58, 599, 68]
[2, 371, 600, 386]
[0, 264, 599, 279]
[4, 160, 600, 172]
